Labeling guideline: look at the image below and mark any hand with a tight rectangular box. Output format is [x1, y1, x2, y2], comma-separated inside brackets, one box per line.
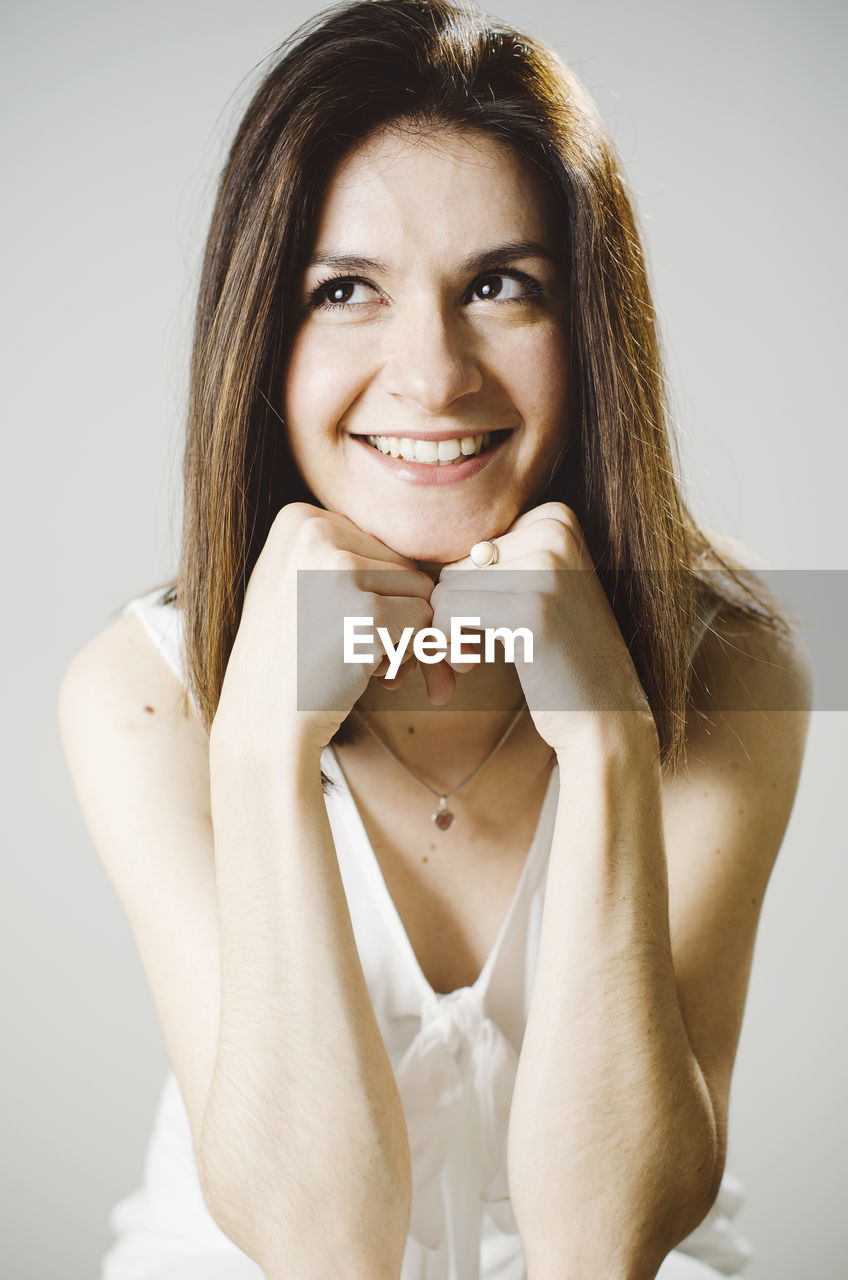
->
[429, 502, 655, 753]
[211, 503, 435, 758]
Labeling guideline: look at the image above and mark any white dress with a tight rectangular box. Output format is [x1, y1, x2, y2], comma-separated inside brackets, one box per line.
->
[101, 588, 753, 1280]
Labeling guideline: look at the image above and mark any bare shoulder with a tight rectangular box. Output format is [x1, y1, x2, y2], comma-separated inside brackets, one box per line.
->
[662, 604, 813, 816]
[58, 607, 212, 860]
[58, 609, 218, 1140]
[59, 607, 205, 758]
[681, 603, 812, 776]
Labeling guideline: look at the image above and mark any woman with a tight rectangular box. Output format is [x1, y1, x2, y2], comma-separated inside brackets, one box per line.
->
[58, 2, 811, 1277]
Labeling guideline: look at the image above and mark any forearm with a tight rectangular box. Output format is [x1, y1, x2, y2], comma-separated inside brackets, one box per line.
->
[508, 716, 721, 1279]
[201, 735, 411, 1278]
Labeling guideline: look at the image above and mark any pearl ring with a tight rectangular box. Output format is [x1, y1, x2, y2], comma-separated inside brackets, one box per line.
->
[469, 540, 499, 567]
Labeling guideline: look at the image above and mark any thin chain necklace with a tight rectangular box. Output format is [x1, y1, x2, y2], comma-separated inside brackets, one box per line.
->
[351, 703, 527, 831]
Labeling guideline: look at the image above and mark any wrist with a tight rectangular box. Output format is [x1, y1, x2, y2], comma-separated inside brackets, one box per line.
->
[552, 709, 660, 768]
[209, 716, 327, 787]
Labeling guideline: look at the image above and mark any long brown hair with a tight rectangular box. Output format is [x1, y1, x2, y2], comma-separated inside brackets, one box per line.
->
[173, 0, 788, 772]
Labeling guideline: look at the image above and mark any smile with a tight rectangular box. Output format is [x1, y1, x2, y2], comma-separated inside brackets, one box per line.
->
[362, 430, 506, 466]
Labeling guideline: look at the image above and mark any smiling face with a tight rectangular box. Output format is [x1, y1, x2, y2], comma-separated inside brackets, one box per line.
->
[283, 124, 571, 563]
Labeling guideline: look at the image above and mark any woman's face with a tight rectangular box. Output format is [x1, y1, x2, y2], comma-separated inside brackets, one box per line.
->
[284, 124, 571, 563]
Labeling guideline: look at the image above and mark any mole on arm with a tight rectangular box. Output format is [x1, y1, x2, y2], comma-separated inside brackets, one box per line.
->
[143, 705, 155, 715]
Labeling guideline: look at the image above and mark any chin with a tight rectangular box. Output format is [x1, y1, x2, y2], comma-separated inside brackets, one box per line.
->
[371, 522, 490, 566]
[388, 537, 468, 566]
[345, 502, 516, 566]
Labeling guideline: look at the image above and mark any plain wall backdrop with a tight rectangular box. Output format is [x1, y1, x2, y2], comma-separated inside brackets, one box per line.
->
[2, 0, 845, 1276]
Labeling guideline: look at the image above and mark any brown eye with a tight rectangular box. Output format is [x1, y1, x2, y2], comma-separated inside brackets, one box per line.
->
[326, 281, 356, 304]
[309, 276, 379, 310]
[469, 273, 535, 303]
[476, 276, 505, 299]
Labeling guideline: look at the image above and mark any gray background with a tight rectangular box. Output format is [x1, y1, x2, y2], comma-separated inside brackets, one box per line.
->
[2, 0, 845, 1276]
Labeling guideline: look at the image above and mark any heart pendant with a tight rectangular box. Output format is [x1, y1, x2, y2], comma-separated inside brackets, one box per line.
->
[432, 798, 454, 830]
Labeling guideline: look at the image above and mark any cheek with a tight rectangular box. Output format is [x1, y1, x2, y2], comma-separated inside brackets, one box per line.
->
[284, 332, 368, 444]
[501, 326, 569, 438]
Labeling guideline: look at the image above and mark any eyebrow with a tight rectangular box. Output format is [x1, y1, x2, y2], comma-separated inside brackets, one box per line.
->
[307, 240, 561, 274]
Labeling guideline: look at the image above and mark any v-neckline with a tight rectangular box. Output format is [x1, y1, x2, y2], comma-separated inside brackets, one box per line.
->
[323, 745, 559, 1001]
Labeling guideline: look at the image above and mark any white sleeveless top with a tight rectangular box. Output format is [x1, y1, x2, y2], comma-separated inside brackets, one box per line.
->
[102, 588, 753, 1280]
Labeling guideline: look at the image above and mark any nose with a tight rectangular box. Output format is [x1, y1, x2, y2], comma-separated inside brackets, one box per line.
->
[381, 304, 483, 414]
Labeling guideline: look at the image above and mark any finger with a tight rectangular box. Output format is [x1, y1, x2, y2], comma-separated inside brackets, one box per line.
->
[339, 594, 431, 684]
[292, 505, 423, 569]
[506, 501, 579, 533]
[429, 586, 540, 655]
[421, 656, 456, 705]
[345, 562, 434, 601]
[380, 654, 417, 690]
[504, 504, 593, 565]
[318, 508, 420, 565]
[439, 616, 487, 672]
[437, 532, 592, 592]
[437, 527, 565, 574]
[439, 536, 505, 573]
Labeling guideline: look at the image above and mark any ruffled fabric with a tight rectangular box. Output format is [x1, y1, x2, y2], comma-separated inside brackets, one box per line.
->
[394, 979, 753, 1280]
[396, 986, 519, 1278]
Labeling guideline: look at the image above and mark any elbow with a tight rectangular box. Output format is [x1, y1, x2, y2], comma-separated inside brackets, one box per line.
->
[195, 1095, 287, 1265]
[668, 1054, 727, 1231]
[639, 1107, 726, 1277]
[689, 1077, 727, 1225]
[197, 1108, 411, 1279]
[195, 1121, 263, 1262]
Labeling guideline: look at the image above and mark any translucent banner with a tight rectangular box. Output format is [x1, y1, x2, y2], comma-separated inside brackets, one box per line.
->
[295, 569, 846, 713]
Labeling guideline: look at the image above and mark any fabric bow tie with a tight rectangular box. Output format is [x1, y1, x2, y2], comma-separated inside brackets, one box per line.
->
[394, 986, 519, 1277]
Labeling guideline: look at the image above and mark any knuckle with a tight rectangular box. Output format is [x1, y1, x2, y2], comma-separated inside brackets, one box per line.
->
[542, 502, 582, 540]
[361, 591, 382, 619]
[413, 596, 434, 627]
[546, 500, 578, 524]
[535, 549, 561, 574]
[295, 514, 331, 554]
[273, 501, 312, 534]
[327, 547, 358, 573]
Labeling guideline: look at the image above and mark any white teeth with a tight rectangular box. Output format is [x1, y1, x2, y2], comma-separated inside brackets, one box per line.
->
[363, 432, 500, 464]
[414, 439, 440, 463]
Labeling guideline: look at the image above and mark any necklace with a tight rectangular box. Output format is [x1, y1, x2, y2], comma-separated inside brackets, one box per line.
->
[351, 704, 527, 831]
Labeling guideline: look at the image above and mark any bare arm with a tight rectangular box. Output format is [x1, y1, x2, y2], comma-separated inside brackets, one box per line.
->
[509, 717, 715, 1280]
[201, 730, 411, 1277]
[59, 506, 435, 1278]
[506, 619, 811, 1279]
